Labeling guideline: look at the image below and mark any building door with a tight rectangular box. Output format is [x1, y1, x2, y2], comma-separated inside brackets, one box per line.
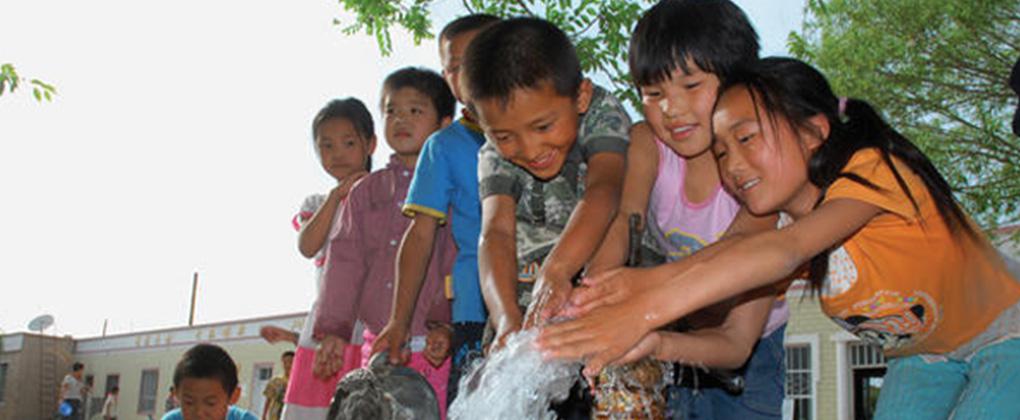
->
[250, 364, 274, 417]
[852, 367, 886, 420]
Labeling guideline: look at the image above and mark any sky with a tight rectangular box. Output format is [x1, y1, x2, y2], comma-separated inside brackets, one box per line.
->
[0, 0, 805, 338]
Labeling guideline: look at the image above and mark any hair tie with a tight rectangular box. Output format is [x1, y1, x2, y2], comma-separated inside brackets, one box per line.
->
[838, 97, 848, 118]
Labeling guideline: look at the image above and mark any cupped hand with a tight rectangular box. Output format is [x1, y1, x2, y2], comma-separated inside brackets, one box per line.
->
[486, 313, 522, 355]
[523, 275, 572, 329]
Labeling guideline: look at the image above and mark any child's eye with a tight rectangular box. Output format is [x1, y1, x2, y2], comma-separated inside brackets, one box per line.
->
[411, 107, 423, 115]
[536, 123, 552, 132]
[684, 81, 701, 89]
[641, 89, 661, 98]
[738, 134, 754, 143]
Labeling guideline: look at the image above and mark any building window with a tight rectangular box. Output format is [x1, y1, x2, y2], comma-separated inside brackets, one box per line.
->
[138, 369, 159, 414]
[786, 344, 813, 420]
[849, 342, 886, 420]
[105, 374, 120, 396]
[0, 362, 8, 403]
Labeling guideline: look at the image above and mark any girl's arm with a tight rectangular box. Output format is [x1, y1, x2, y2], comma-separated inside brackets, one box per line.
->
[540, 197, 883, 373]
[526, 150, 626, 325]
[478, 194, 524, 351]
[373, 214, 440, 364]
[622, 290, 777, 369]
[587, 122, 659, 276]
[297, 172, 367, 258]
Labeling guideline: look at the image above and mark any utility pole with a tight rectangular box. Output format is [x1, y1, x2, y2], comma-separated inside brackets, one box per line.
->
[188, 272, 198, 326]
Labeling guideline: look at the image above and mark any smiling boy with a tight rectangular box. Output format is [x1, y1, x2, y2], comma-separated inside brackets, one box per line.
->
[463, 17, 631, 348]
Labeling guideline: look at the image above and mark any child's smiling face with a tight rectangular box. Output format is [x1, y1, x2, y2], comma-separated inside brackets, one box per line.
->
[473, 80, 592, 180]
[175, 377, 240, 420]
[639, 59, 720, 159]
[711, 85, 822, 217]
[424, 325, 452, 367]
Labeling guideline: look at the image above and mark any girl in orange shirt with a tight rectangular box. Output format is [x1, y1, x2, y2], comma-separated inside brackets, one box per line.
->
[540, 57, 1020, 419]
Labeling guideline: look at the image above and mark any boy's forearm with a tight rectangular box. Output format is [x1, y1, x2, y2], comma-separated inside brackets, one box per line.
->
[390, 216, 438, 326]
[541, 179, 620, 281]
[479, 229, 524, 325]
[586, 212, 630, 275]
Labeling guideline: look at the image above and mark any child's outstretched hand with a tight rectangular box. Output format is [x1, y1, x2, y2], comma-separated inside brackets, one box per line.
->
[523, 274, 572, 329]
[259, 326, 298, 345]
[313, 334, 349, 380]
[536, 291, 658, 376]
[560, 266, 657, 318]
[371, 322, 411, 365]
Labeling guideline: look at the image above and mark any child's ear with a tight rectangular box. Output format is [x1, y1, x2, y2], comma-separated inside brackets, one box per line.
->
[229, 386, 241, 405]
[440, 115, 453, 129]
[574, 78, 594, 114]
[802, 113, 830, 151]
[366, 135, 378, 156]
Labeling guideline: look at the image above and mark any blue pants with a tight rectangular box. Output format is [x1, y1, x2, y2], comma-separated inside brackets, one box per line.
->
[667, 324, 786, 420]
[874, 337, 1020, 419]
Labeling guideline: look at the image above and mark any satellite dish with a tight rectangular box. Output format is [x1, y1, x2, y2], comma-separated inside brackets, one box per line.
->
[28, 314, 55, 333]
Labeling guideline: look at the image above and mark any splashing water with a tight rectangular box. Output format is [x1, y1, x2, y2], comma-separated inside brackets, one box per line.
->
[449, 328, 582, 420]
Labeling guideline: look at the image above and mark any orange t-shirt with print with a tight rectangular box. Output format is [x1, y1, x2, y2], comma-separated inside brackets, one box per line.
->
[818, 148, 1020, 357]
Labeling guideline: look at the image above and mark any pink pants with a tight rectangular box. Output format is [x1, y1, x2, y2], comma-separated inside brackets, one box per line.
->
[283, 343, 363, 408]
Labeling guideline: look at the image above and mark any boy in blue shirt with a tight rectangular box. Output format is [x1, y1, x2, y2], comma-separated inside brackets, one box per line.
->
[371, 13, 500, 406]
[162, 344, 257, 420]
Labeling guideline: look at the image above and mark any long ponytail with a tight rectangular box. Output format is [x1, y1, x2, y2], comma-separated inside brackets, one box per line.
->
[719, 57, 978, 291]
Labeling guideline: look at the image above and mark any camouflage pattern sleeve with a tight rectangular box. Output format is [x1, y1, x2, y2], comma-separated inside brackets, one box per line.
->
[578, 84, 632, 160]
[477, 141, 525, 202]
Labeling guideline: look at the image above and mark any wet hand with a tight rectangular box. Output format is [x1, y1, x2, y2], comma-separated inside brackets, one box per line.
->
[536, 292, 656, 376]
[615, 331, 661, 366]
[371, 322, 411, 365]
[487, 313, 522, 354]
[313, 334, 348, 380]
[561, 267, 655, 318]
[523, 275, 572, 328]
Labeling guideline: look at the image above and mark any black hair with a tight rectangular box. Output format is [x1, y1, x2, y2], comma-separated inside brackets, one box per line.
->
[110, 386, 119, 393]
[312, 98, 374, 172]
[462, 17, 582, 108]
[172, 343, 239, 395]
[72, 362, 84, 372]
[438, 14, 500, 44]
[381, 66, 456, 121]
[629, 0, 759, 87]
[282, 351, 295, 358]
[717, 57, 979, 291]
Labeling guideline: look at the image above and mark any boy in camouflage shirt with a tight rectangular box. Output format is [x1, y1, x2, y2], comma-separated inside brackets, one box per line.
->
[463, 17, 631, 353]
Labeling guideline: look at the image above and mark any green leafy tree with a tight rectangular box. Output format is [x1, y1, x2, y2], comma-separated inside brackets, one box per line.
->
[335, 0, 651, 108]
[789, 0, 1020, 228]
[0, 63, 56, 102]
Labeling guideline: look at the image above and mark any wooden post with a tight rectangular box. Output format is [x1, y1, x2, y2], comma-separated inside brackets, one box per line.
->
[188, 272, 198, 326]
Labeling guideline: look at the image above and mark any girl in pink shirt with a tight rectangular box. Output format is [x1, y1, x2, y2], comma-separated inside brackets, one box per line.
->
[264, 98, 375, 420]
